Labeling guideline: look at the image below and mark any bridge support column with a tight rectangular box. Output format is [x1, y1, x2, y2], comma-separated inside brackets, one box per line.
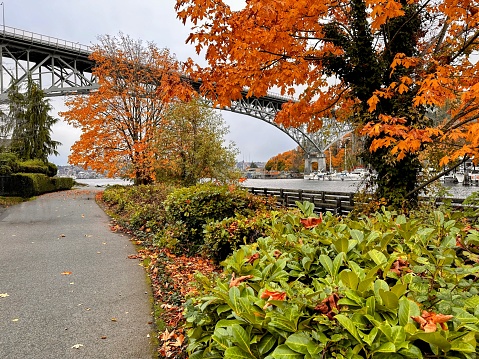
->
[304, 153, 326, 174]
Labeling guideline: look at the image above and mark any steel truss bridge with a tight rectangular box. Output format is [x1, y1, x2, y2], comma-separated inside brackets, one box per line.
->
[0, 26, 352, 163]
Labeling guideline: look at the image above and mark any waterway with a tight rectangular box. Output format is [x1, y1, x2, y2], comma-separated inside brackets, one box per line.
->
[76, 177, 479, 199]
[242, 178, 479, 199]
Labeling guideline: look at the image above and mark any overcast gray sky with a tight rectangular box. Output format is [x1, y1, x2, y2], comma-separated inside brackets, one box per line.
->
[3, 0, 297, 166]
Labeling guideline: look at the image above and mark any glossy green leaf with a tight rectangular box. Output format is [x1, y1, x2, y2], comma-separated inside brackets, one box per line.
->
[271, 344, 304, 359]
[332, 253, 344, 277]
[374, 342, 396, 353]
[225, 347, 257, 359]
[285, 332, 319, 355]
[229, 286, 241, 313]
[335, 314, 362, 344]
[319, 255, 334, 276]
[333, 237, 349, 253]
[360, 327, 378, 346]
[231, 325, 253, 355]
[409, 332, 451, 351]
[379, 289, 399, 310]
[398, 297, 420, 327]
[258, 334, 277, 355]
[339, 270, 359, 290]
[350, 229, 364, 243]
[368, 249, 387, 265]
[450, 341, 476, 353]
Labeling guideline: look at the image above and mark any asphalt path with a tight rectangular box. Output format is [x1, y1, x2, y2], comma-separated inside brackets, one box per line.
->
[0, 188, 155, 359]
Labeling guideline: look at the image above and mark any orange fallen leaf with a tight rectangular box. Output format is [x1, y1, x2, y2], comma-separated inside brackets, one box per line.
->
[171, 333, 185, 347]
[260, 289, 287, 301]
[411, 310, 453, 332]
[314, 293, 340, 320]
[229, 273, 253, 287]
[300, 213, 323, 229]
[246, 253, 260, 264]
[61, 271, 72, 275]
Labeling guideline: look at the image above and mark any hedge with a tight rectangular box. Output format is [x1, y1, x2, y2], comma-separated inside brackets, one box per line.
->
[3, 173, 73, 197]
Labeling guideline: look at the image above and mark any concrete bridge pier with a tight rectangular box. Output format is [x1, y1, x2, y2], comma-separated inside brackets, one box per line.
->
[304, 153, 326, 174]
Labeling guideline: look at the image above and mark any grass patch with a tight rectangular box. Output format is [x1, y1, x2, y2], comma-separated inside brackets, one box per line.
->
[0, 196, 28, 207]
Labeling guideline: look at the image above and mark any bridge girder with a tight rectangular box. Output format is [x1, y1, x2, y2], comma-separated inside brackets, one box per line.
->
[0, 26, 352, 156]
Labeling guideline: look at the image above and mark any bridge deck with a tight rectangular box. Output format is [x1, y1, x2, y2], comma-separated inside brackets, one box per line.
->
[1, 26, 93, 72]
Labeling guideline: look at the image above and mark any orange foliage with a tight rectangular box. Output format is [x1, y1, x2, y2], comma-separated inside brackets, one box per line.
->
[265, 147, 304, 172]
[411, 311, 454, 333]
[175, 0, 479, 168]
[61, 34, 193, 183]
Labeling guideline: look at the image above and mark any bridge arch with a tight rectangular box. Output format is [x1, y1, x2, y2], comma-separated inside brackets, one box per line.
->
[0, 25, 352, 168]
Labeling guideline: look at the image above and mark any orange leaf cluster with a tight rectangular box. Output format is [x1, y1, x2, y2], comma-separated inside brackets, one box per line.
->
[61, 33, 194, 183]
[260, 289, 287, 301]
[300, 213, 323, 229]
[411, 311, 453, 332]
[175, 0, 479, 168]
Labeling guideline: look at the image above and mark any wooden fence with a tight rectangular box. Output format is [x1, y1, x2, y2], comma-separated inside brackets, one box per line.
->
[246, 187, 356, 215]
[245, 187, 476, 215]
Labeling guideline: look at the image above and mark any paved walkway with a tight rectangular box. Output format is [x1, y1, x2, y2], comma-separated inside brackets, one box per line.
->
[0, 188, 155, 359]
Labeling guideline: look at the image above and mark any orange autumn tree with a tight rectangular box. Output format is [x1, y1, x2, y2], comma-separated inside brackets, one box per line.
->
[175, 0, 479, 208]
[265, 147, 304, 172]
[61, 33, 192, 184]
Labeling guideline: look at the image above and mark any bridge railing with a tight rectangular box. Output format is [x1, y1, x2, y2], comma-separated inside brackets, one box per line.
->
[245, 187, 477, 215]
[1, 25, 90, 54]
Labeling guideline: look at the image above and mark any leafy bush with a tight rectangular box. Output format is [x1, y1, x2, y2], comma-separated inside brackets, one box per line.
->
[10, 173, 56, 197]
[17, 159, 46, 174]
[203, 211, 281, 263]
[52, 177, 74, 191]
[102, 183, 176, 239]
[163, 183, 276, 254]
[0, 152, 19, 174]
[185, 201, 479, 358]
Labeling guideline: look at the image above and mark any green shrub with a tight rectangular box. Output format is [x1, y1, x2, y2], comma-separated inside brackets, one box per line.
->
[203, 211, 281, 263]
[52, 177, 74, 191]
[0, 152, 19, 174]
[102, 183, 176, 239]
[17, 159, 49, 175]
[0, 153, 57, 177]
[46, 162, 58, 177]
[163, 183, 276, 254]
[11, 173, 55, 197]
[185, 202, 479, 358]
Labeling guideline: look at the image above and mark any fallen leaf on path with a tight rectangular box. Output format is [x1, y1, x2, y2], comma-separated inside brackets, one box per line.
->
[59, 234, 66, 237]
[101, 336, 107, 339]
[0, 293, 9, 298]
[111, 318, 117, 322]
[12, 318, 19, 322]
[71, 344, 84, 349]
[61, 271, 72, 275]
